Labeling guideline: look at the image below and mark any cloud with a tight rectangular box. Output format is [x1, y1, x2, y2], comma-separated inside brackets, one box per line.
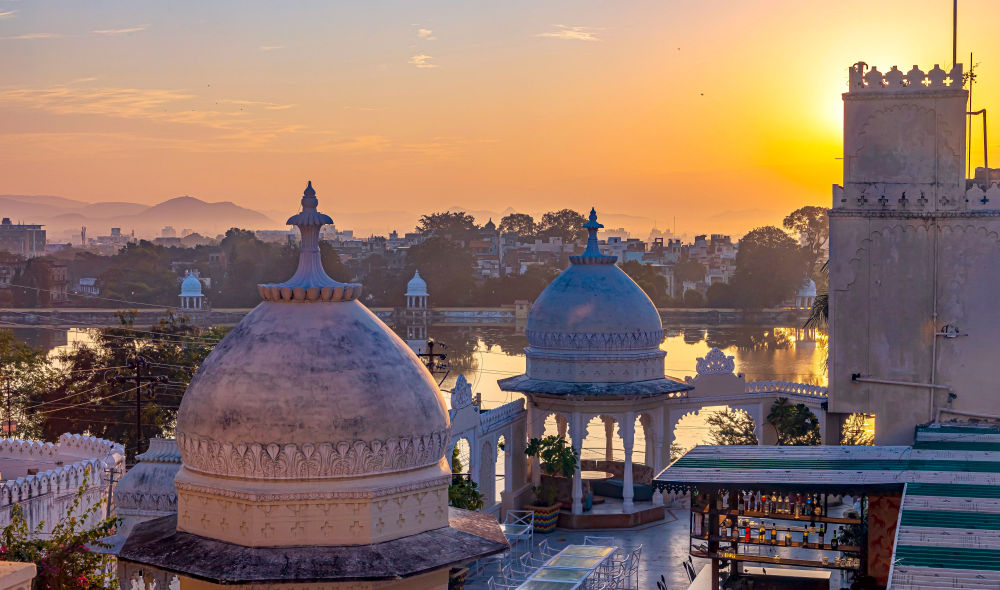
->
[1, 32, 59, 40]
[218, 98, 297, 110]
[416, 28, 436, 40]
[534, 24, 602, 42]
[91, 25, 148, 35]
[259, 45, 283, 51]
[0, 10, 16, 19]
[408, 54, 437, 69]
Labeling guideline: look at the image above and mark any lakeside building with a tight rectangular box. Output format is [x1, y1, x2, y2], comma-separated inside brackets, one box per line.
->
[0, 218, 45, 257]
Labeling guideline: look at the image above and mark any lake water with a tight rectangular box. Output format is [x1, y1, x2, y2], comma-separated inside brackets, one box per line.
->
[13, 322, 827, 487]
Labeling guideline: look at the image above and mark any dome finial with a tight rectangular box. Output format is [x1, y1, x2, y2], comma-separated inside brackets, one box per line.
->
[258, 182, 363, 302]
[571, 207, 615, 264]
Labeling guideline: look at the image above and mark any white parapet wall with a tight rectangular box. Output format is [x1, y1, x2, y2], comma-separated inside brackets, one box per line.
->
[0, 434, 125, 535]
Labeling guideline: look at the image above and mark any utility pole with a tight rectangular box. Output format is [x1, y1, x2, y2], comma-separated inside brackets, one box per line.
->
[415, 338, 449, 386]
[3, 378, 10, 439]
[104, 464, 121, 518]
[108, 355, 167, 463]
[952, 0, 958, 68]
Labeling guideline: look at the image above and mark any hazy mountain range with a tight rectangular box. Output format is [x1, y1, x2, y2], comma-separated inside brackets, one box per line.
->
[2, 193, 675, 244]
[0, 195, 277, 243]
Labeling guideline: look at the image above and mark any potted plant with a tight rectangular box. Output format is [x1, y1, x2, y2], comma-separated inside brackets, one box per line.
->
[524, 435, 578, 533]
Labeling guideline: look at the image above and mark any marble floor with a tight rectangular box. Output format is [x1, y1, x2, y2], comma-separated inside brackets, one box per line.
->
[468, 504, 855, 589]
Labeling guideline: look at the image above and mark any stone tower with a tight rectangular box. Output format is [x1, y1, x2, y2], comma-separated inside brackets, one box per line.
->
[828, 62, 1000, 444]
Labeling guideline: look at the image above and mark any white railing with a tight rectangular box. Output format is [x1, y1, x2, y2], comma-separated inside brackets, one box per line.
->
[745, 380, 828, 398]
[480, 399, 526, 433]
[0, 434, 124, 534]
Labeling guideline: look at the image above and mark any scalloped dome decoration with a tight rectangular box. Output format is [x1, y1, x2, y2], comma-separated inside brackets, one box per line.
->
[257, 181, 363, 302]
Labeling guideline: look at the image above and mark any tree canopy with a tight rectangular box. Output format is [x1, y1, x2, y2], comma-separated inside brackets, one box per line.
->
[766, 397, 821, 445]
[731, 226, 808, 309]
[783, 205, 829, 272]
[404, 236, 477, 306]
[416, 211, 478, 242]
[706, 408, 759, 445]
[498, 213, 536, 239]
[537, 209, 587, 243]
[673, 259, 706, 285]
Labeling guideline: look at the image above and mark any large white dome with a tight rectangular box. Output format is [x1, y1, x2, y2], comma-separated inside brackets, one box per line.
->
[173, 182, 451, 548]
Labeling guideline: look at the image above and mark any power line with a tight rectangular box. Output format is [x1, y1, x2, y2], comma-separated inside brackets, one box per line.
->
[6, 282, 199, 312]
[0, 309, 224, 344]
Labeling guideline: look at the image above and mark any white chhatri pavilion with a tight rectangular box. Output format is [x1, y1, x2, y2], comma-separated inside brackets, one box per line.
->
[178, 270, 204, 310]
[406, 270, 429, 310]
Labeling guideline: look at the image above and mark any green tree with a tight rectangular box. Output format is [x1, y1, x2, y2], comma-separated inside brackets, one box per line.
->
[673, 259, 706, 285]
[416, 211, 478, 242]
[404, 237, 477, 306]
[783, 205, 829, 272]
[841, 413, 874, 445]
[537, 209, 587, 243]
[682, 289, 705, 307]
[98, 241, 178, 306]
[620, 261, 669, 305]
[767, 397, 821, 445]
[498, 213, 536, 239]
[706, 409, 759, 445]
[705, 282, 736, 308]
[476, 264, 560, 305]
[2, 468, 119, 590]
[28, 312, 227, 462]
[731, 226, 808, 309]
[0, 330, 52, 439]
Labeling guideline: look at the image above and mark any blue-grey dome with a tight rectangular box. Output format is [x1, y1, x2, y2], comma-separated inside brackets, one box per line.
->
[526, 263, 663, 350]
[499, 209, 684, 393]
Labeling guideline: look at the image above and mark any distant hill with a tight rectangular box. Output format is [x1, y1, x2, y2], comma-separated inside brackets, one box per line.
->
[0, 194, 278, 242]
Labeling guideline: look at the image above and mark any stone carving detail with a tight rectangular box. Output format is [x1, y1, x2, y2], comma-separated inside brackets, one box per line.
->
[450, 374, 472, 410]
[526, 329, 664, 351]
[696, 348, 735, 375]
[177, 429, 450, 480]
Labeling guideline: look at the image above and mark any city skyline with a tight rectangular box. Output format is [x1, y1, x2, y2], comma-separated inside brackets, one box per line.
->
[1, 0, 996, 236]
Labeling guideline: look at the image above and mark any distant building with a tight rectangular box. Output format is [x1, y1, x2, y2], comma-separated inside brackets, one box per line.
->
[77, 277, 100, 296]
[47, 263, 68, 304]
[161, 226, 177, 238]
[0, 218, 45, 257]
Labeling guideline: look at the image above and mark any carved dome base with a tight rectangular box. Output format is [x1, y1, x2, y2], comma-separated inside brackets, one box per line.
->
[174, 461, 450, 547]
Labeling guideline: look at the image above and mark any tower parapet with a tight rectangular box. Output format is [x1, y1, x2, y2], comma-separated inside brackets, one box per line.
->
[835, 62, 972, 212]
[847, 63, 963, 94]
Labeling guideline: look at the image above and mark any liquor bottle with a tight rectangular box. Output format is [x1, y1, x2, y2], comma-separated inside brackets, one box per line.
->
[806, 494, 812, 517]
[770, 522, 777, 544]
[814, 494, 822, 517]
[830, 528, 838, 550]
[753, 491, 760, 512]
[802, 528, 809, 547]
[762, 493, 769, 514]
[784, 495, 791, 514]
[758, 521, 765, 542]
[744, 521, 751, 543]
[770, 493, 778, 514]
[738, 492, 744, 514]
[819, 523, 826, 545]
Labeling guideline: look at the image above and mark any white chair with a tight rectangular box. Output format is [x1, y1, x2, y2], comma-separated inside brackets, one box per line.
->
[504, 510, 534, 556]
[536, 539, 562, 559]
[620, 545, 642, 589]
[583, 535, 615, 546]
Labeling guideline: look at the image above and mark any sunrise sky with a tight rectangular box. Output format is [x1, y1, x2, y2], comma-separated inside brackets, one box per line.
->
[1, 0, 998, 236]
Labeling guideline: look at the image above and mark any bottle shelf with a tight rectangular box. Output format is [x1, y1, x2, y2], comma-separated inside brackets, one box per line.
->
[701, 507, 862, 525]
[691, 533, 860, 553]
[690, 550, 862, 571]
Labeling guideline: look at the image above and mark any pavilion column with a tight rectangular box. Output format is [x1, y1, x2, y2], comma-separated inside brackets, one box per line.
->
[528, 405, 543, 488]
[618, 411, 636, 512]
[569, 412, 587, 515]
[652, 409, 665, 472]
[556, 414, 568, 439]
[640, 414, 652, 466]
[602, 416, 615, 463]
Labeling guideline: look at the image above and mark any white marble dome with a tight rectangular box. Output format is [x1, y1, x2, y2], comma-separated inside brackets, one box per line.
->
[179, 272, 202, 297]
[173, 182, 451, 547]
[517, 209, 670, 388]
[406, 270, 428, 297]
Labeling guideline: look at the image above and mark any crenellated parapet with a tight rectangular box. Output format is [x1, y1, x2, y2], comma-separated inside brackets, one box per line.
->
[0, 434, 124, 534]
[847, 63, 963, 94]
